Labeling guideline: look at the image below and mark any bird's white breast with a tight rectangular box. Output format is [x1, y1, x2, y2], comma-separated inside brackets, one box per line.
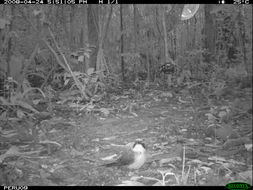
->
[127, 152, 146, 169]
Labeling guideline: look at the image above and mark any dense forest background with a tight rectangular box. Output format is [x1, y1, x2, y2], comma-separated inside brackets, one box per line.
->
[0, 5, 252, 91]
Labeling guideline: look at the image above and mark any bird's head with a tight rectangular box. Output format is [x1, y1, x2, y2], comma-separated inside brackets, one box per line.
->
[132, 141, 146, 154]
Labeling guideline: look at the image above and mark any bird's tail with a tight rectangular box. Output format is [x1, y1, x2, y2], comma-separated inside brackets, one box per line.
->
[100, 162, 120, 167]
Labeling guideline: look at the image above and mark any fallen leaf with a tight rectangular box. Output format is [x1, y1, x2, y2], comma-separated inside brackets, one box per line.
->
[0, 146, 20, 163]
[245, 144, 252, 152]
[100, 108, 110, 116]
[103, 136, 117, 141]
[117, 180, 145, 186]
[200, 166, 212, 174]
[152, 181, 163, 186]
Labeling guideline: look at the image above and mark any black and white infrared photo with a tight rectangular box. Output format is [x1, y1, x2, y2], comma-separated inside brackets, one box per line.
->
[0, 3, 252, 187]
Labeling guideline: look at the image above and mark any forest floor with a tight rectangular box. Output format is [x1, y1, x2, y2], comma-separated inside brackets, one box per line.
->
[1, 84, 252, 186]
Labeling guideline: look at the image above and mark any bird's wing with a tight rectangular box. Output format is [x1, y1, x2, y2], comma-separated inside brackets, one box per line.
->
[116, 148, 135, 166]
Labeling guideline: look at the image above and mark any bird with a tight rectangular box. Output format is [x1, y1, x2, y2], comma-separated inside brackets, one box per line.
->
[101, 141, 147, 170]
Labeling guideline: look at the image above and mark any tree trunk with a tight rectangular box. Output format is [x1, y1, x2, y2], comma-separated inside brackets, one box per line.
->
[120, 5, 125, 81]
[164, 4, 184, 62]
[88, 5, 99, 70]
[133, 4, 139, 80]
[102, 6, 113, 48]
[70, 6, 76, 50]
[162, 4, 183, 87]
[203, 4, 215, 62]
